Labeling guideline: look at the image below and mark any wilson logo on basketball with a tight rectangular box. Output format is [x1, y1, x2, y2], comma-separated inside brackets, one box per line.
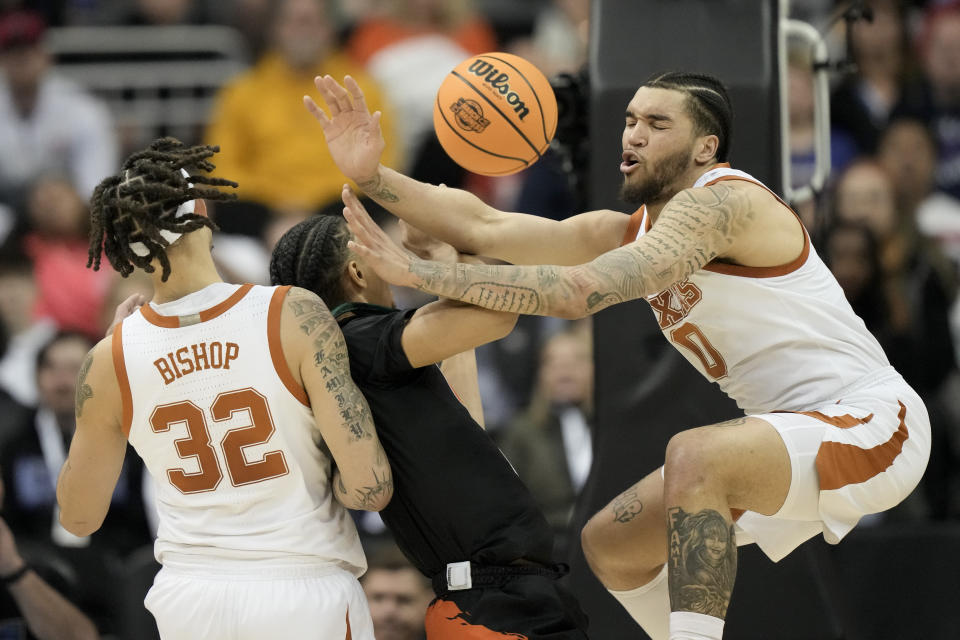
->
[467, 60, 530, 120]
[450, 98, 491, 133]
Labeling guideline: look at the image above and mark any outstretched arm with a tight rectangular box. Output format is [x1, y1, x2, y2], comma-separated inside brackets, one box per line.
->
[305, 76, 629, 265]
[345, 183, 754, 319]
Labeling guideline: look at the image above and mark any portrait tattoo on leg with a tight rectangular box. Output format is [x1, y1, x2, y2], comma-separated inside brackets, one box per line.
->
[667, 507, 737, 618]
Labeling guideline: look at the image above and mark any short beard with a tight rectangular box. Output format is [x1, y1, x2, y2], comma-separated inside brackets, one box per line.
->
[620, 143, 694, 206]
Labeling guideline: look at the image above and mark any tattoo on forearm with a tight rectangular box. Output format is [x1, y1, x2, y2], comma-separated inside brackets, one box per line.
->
[357, 174, 400, 203]
[75, 352, 94, 418]
[667, 507, 737, 618]
[611, 488, 643, 523]
[344, 469, 393, 509]
[402, 183, 753, 318]
[461, 283, 542, 313]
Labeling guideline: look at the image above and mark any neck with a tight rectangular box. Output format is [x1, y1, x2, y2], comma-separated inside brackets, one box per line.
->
[646, 162, 719, 222]
[151, 254, 223, 303]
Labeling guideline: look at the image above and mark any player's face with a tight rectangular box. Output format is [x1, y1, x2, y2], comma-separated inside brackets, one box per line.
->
[620, 87, 699, 205]
[362, 569, 430, 640]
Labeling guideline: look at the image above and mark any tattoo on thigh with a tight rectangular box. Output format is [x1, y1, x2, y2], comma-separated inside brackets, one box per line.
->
[611, 488, 643, 524]
[714, 417, 747, 428]
[667, 507, 737, 618]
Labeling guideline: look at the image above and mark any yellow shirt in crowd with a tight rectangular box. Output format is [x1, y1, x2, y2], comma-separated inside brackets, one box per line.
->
[205, 51, 399, 212]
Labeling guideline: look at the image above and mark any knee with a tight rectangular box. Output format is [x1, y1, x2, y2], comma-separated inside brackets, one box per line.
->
[664, 430, 721, 489]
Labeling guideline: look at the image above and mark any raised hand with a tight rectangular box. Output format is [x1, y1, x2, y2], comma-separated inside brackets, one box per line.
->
[305, 76, 385, 183]
[106, 292, 147, 337]
[342, 186, 428, 290]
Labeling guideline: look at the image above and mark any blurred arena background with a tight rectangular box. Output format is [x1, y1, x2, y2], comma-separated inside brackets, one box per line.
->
[0, 0, 959, 638]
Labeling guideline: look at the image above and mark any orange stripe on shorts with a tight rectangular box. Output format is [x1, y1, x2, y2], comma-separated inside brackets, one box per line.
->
[815, 402, 908, 491]
[425, 600, 528, 639]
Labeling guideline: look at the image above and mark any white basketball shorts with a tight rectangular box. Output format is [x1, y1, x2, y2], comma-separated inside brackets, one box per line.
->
[145, 555, 374, 640]
[736, 367, 931, 561]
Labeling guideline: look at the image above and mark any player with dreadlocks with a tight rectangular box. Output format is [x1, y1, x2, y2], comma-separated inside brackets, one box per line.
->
[309, 72, 930, 640]
[58, 138, 391, 639]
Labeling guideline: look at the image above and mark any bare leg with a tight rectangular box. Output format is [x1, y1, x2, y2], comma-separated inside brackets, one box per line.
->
[662, 418, 791, 638]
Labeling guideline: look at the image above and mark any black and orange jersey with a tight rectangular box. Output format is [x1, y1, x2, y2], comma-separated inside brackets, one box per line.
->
[334, 302, 554, 578]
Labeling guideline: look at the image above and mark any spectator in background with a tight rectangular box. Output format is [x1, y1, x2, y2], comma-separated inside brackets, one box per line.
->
[909, 3, 960, 201]
[0, 246, 56, 407]
[499, 326, 593, 558]
[19, 175, 113, 340]
[205, 0, 398, 217]
[360, 541, 431, 640]
[346, 0, 496, 169]
[0, 476, 99, 640]
[878, 116, 960, 269]
[526, 0, 589, 77]
[831, 0, 923, 159]
[0, 9, 117, 204]
[0, 332, 152, 635]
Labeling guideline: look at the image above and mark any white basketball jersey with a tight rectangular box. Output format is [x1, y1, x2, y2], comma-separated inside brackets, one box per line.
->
[625, 167, 891, 414]
[114, 283, 366, 574]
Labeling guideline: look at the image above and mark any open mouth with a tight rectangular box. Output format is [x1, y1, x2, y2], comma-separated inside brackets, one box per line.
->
[620, 151, 641, 174]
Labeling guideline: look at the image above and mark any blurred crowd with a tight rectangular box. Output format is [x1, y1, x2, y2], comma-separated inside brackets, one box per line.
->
[0, 0, 956, 638]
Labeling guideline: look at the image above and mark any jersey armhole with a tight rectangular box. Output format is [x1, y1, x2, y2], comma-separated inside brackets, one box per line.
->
[111, 322, 134, 438]
[268, 286, 311, 407]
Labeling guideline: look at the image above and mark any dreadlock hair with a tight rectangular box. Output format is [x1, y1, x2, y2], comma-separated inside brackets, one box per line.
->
[643, 71, 733, 162]
[87, 137, 238, 282]
[269, 214, 353, 308]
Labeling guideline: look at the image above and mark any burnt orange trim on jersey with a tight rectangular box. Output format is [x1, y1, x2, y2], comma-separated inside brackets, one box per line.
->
[425, 599, 529, 639]
[111, 322, 134, 438]
[796, 410, 874, 429]
[344, 609, 352, 640]
[700, 175, 811, 278]
[268, 286, 310, 407]
[815, 402, 908, 491]
[621, 206, 647, 247]
[140, 283, 254, 328]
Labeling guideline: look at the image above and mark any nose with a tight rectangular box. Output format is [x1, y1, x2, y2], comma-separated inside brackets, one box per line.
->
[625, 123, 647, 147]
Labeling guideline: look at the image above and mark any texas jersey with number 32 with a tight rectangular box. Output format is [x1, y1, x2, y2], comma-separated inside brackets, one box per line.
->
[623, 166, 890, 415]
[114, 283, 366, 573]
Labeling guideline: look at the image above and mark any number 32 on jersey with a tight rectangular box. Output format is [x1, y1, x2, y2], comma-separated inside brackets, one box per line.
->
[150, 387, 290, 494]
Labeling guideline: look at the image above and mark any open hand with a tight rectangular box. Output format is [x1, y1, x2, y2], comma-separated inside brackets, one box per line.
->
[342, 186, 420, 289]
[305, 76, 385, 183]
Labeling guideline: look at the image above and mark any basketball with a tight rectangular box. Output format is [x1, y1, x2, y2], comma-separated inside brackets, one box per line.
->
[433, 52, 558, 176]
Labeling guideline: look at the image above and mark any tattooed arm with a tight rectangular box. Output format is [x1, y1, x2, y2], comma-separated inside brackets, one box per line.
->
[281, 287, 393, 511]
[57, 339, 128, 536]
[345, 183, 754, 319]
[306, 76, 629, 265]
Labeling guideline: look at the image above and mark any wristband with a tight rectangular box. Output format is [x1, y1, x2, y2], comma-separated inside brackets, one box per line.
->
[0, 564, 30, 586]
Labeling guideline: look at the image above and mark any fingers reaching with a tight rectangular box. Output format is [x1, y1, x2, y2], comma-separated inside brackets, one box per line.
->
[303, 95, 331, 128]
[313, 75, 341, 117]
[324, 75, 354, 115]
[344, 75, 369, 113]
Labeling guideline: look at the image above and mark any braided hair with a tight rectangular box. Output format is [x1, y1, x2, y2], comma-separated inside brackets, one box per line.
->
[87, 137, 238, 282]
[269, 214, 353, 308]
[643, 71, 734, 162]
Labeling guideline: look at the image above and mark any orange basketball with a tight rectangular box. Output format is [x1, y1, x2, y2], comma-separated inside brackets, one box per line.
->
[433, 52, 558, 176]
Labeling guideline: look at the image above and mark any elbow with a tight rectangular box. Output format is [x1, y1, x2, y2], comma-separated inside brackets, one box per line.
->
[58, 511, 102, 538]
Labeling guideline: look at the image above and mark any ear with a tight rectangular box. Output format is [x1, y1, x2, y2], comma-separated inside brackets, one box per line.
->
[195, 200, 208, 217]
[345, 259, 366, 290]
[694, 134, 720, 165]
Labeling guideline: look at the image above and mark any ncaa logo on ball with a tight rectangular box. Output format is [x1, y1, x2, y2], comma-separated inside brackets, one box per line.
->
[450, 98, 490, 133]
